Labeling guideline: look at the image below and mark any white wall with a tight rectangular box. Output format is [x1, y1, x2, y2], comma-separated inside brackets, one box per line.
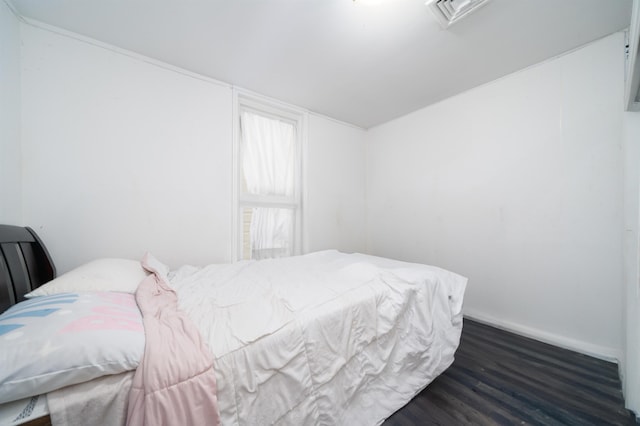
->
[623, 110, 640, 415]
[366, 33, 625, 359]
[21, 23, 233, 272]
[20, 22, 367, 273]
[306, 115, 367, 254]
[0, 1, 22, 224]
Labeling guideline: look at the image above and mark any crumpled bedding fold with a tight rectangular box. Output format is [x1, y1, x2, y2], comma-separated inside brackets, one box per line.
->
[170, 250, 467, 425]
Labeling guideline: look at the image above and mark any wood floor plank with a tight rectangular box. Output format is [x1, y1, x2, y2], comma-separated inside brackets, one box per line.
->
[458, 336, 626, 408]
[431, 372, 530, 425]
[461, 329, 620, 388]
[462, 320, 618, 376]
[459, 328, 623, 392]
[383, 318, 638, 426]
[444, 363, 566, 426]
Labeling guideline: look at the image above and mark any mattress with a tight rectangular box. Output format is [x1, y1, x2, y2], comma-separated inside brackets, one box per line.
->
[0, 250, 467, 425]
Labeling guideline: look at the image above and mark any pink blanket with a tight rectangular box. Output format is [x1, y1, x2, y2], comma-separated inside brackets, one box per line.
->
[127, 254, 220, 426]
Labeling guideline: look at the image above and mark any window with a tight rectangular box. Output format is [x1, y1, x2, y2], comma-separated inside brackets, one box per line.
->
[233, 94, 305, 261]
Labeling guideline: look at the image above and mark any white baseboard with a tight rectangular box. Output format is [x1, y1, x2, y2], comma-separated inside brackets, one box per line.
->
[463, 309, 621, 364]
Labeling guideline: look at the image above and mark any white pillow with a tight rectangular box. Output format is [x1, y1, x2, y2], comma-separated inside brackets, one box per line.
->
[26, 258, 149, 298]
[0, 292, 144, 404]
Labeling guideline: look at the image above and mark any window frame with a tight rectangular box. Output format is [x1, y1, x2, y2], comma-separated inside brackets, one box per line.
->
[232, 90, 307, 262]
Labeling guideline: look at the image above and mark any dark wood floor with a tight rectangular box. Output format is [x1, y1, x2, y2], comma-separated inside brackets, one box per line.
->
[384, 318, 638, 426]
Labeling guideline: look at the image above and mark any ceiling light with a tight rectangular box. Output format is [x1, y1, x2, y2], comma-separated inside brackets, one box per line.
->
[353, 0, 392, 5]
[426, 0, 491, 28]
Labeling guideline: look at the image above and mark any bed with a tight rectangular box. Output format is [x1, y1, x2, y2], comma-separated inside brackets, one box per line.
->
[0, 224, 467, 425]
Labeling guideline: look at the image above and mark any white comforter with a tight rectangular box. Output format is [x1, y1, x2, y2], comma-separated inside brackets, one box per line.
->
[169, 250, 467, 425]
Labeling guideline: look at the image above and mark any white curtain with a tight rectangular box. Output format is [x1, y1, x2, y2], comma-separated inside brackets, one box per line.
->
[241, 112, 296, 197]
[249, 208, 293, 260]
[240, 111, 296, 259]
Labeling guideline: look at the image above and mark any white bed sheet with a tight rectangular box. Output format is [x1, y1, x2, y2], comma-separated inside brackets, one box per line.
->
[0, 394, 48, 425]
[0, 371, 135, 426]
[170, 250, 467, 425]
[48, 371, 133, 426]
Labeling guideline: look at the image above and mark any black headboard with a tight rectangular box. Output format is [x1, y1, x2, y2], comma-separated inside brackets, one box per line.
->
[0, 225, 56, 313]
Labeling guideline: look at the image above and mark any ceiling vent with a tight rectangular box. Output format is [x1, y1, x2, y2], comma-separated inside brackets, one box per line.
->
[426, 0, 491, 28]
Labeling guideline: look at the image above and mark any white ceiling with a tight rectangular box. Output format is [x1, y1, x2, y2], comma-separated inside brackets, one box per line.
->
[10, 0, 633, 128]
